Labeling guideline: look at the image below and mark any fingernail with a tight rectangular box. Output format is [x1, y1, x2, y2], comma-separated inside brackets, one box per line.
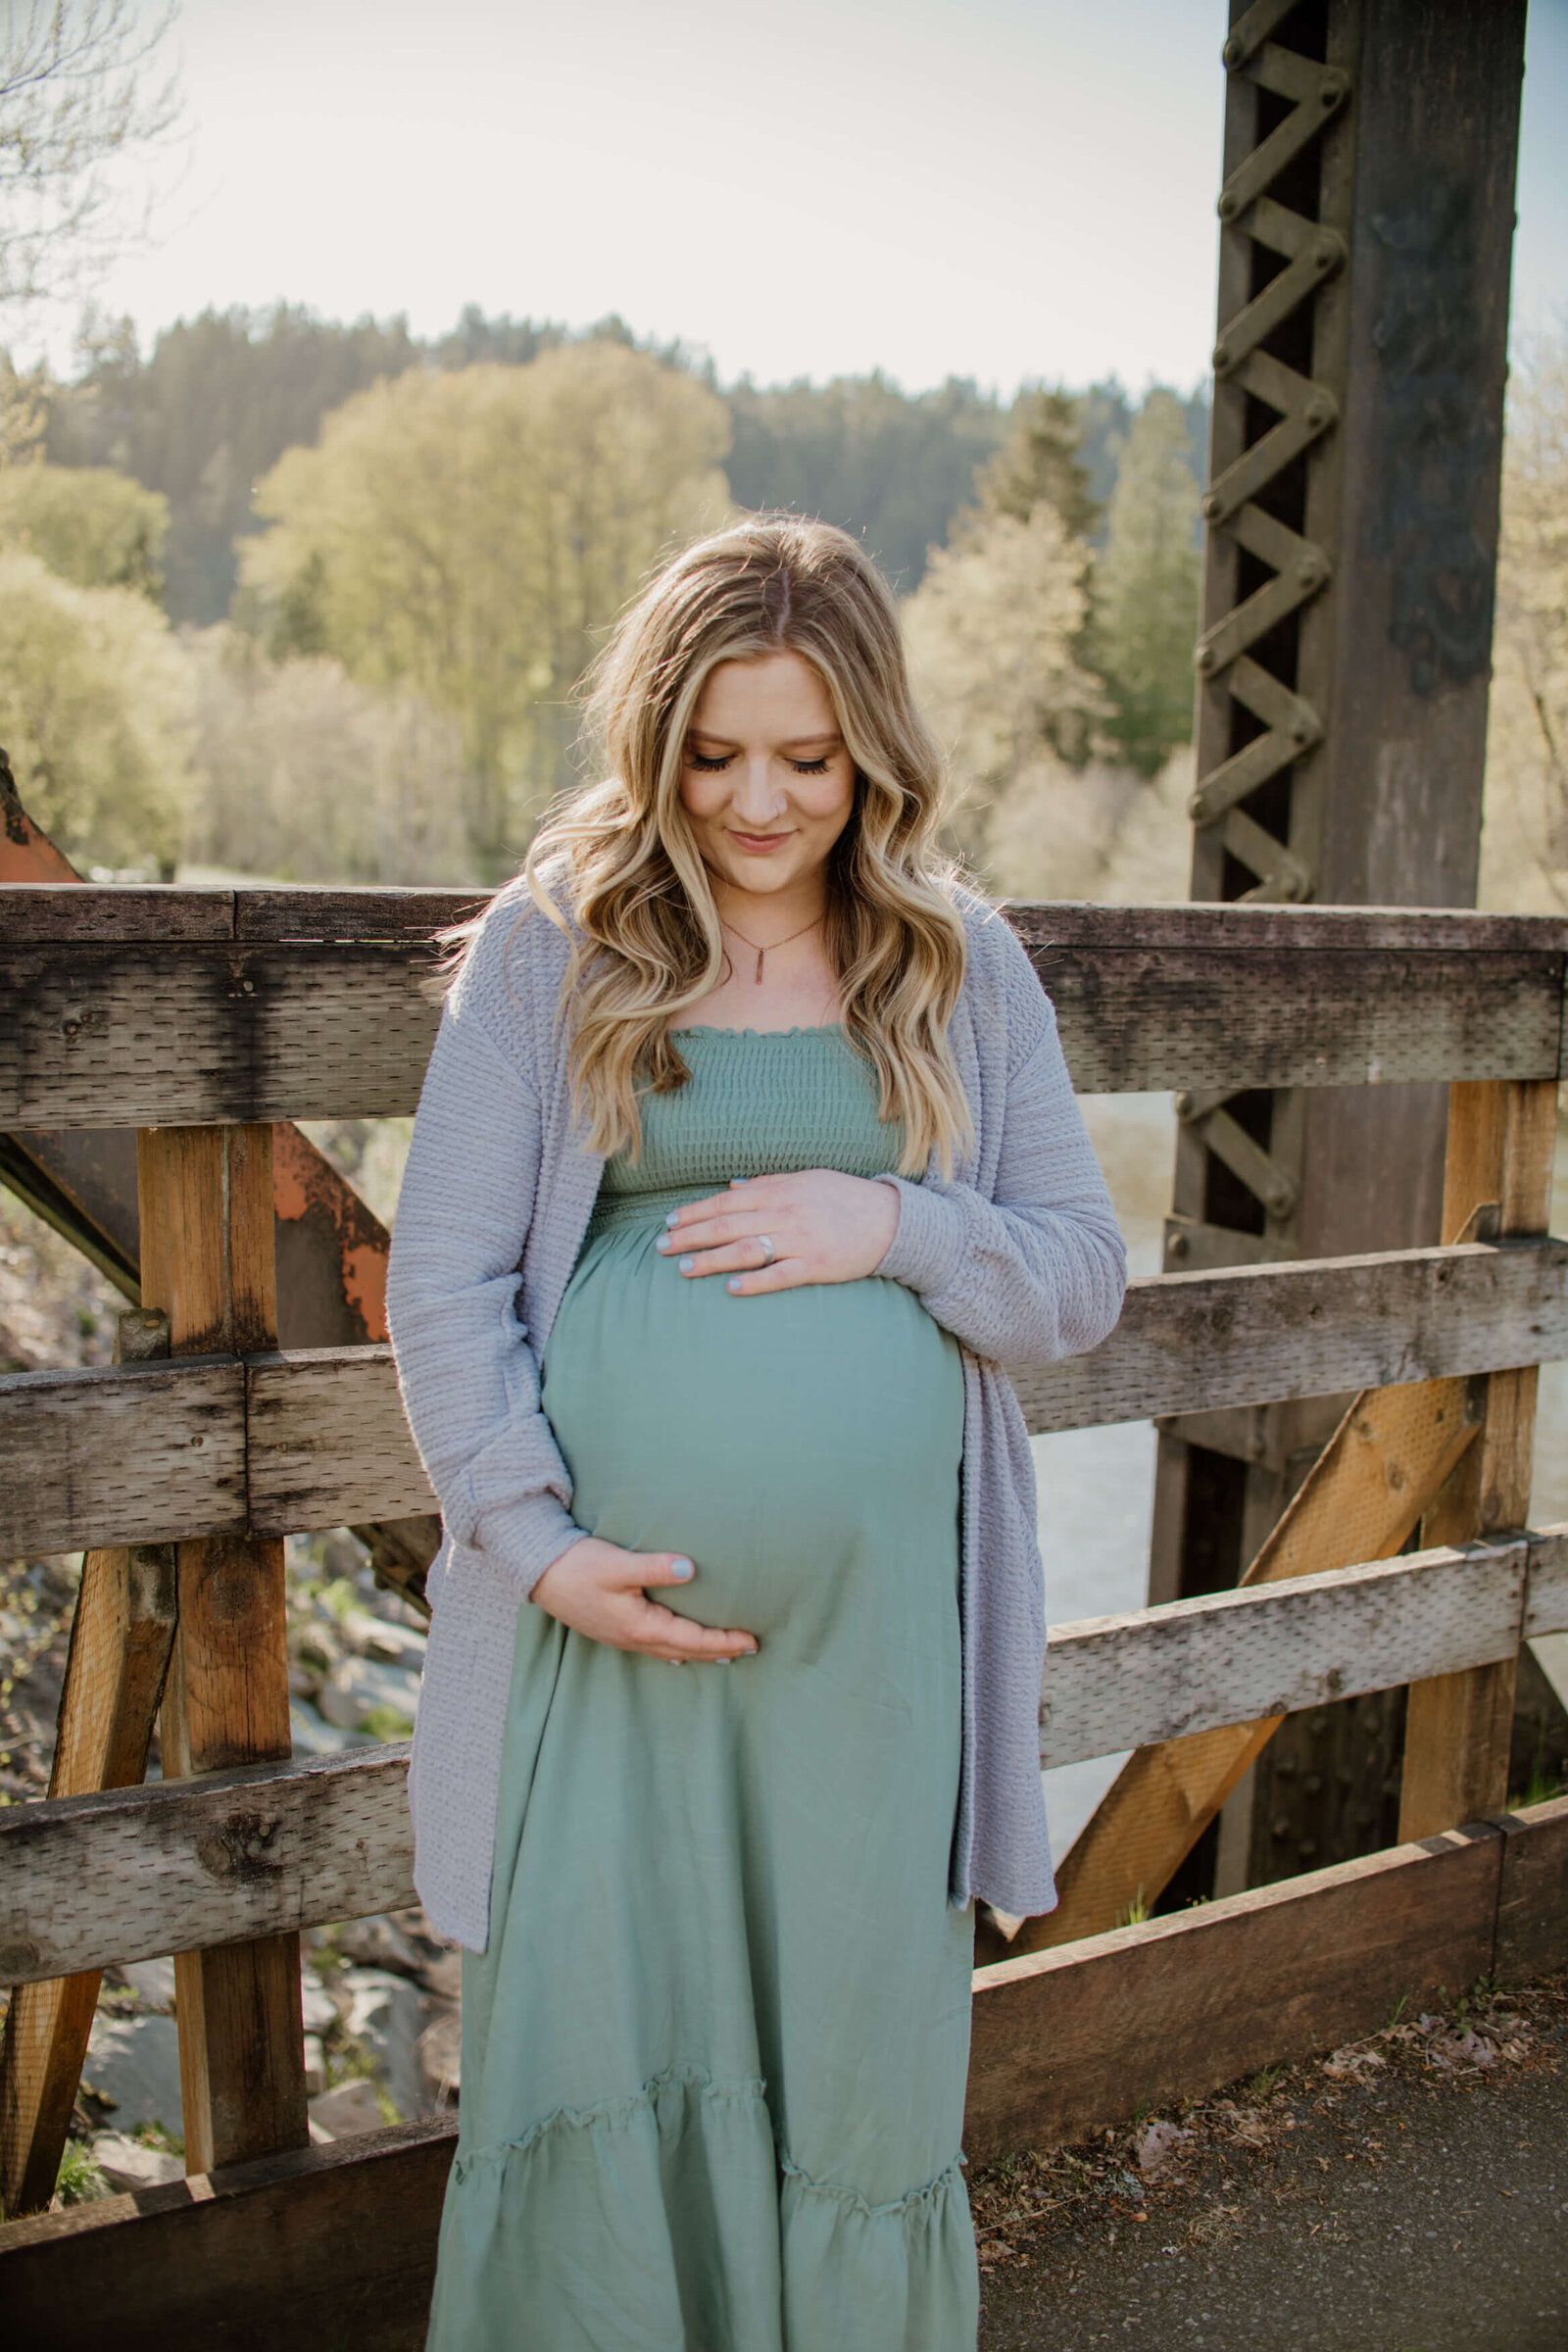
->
[714, 1656, 732, 1666]
[730, 1177, 746, 1188]
[726, 1276, 741, 1293]
[744, 1642, 760, 1656]
[664, 1209, 681, 1227]
[656, 1234, 672, 1250]
[671, 1557, 694, 1581]
[679, 1254, 695, 1274]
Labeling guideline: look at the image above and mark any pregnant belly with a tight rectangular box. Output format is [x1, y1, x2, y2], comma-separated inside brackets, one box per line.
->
[539, 1219, 965, 1641]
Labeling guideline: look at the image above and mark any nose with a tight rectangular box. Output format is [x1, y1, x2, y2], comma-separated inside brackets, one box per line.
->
[731, 755, 786, 826]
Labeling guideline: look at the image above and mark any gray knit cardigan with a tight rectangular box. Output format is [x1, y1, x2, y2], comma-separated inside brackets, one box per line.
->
[384, 866, 1127, 1950]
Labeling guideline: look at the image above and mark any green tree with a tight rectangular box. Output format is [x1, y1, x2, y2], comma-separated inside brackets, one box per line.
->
[0, 460, 167, 595]
[970, 385, 1099, 541]
[184, 628, 473, 886]
[1094, 389, 1201, 777]
[0, 546, 194, 874]
[242, 342, 731, 876]
[903, 502, 1106, 872]
[1479, 337, 1568, 911]
[724, 372, 1006, 590]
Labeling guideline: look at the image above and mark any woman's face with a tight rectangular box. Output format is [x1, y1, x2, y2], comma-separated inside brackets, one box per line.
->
[677, 650, 857, 902]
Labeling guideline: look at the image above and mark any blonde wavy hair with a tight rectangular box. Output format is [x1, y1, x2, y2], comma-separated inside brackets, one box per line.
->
[457, 514, 977, 1177]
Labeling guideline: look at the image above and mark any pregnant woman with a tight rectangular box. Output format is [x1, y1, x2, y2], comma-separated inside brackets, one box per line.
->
[386, 516, 1127, 2352]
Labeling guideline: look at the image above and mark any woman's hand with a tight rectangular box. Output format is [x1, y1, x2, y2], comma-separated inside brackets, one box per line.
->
[530, 1537, 760, 1663]
[655, 1169, 901, 1295]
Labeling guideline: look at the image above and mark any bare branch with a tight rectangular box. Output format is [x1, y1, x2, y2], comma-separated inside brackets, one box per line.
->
[0, 0, 185, 316]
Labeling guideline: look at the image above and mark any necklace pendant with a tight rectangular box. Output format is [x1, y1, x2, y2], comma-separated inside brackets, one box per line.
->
[755, 948, 765, 984]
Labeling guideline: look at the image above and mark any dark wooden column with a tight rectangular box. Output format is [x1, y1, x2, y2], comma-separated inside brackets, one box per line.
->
[1152, 0, 1529, 1901]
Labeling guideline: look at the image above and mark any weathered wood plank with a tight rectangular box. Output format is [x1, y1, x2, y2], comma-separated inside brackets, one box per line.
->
[1008, 1376, 1485, 1955]
[0, 1357, 244, 1556]
[1400, 1079, 1556, 1841]
[233, 887, 487, 942]
[0, 1747, 415, 1988]
[1017, 1237, 1568, 1434]
[8, 1530, 1565, 1988]
[1042, 947, 1563, 1096]
[0, 1522, 176, 2217]
[1040, 1539, 1528, 1767]
[1492, 1792, 1568, 1983]
[11, 1798, 1568, 2349]
[246, 1350, 437, 1531]
[138, 1124, 308, 2177]
[1, 934, 1562, 1126]
[1003, 902, 1568, 955]
[9, 1239, 1566, 1555]
[9, 885, 1564, 952]
[0, 886, 237, 941]
[0, 944, 443, 1127]
[1523, 1529, 1568, 1638]
[964, 1822, 1503, 2162]
[0, 2118, 453, 2352]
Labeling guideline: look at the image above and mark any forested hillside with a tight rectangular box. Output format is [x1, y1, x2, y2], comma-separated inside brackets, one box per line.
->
[43, 302, 1207, 624]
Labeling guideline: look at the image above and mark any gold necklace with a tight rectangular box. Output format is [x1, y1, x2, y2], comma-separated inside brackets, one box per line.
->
[719, 909, 823, 985]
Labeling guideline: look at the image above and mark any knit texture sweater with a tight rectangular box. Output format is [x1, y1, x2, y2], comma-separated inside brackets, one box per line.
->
[385, 865, 1128, 1949]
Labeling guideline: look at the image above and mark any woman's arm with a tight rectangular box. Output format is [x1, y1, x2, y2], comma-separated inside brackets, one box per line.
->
[385, 981, 584, 1598]
[870, 988, 1128, 1369]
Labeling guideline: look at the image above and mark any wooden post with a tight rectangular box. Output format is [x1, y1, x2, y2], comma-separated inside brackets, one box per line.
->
[0, 1309, 178, 2217]
[136, 1126, 308, 2174]
[1397, 1080, 1557, 1838]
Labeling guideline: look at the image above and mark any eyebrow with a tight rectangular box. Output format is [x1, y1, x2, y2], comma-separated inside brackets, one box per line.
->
[688, 729, 844, 751]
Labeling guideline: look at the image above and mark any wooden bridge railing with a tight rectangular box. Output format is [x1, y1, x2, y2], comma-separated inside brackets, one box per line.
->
[3, 885, 1568, 2340]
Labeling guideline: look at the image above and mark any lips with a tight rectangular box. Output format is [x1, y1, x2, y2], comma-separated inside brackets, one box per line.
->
[728, 831, 791, 852]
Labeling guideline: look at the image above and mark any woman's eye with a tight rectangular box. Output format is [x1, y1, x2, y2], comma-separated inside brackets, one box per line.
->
[790, 758, 830, 774]
[688, 752, 734, 772]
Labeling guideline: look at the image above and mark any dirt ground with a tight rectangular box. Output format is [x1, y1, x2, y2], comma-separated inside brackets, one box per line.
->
[973, 1969, 1568, 2352]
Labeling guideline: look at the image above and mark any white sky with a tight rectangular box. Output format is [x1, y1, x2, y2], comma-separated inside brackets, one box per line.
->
[25, 0, 1568, 395]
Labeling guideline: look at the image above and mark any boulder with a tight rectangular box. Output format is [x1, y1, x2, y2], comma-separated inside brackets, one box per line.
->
[339, 1966, 425, 2120]
[90, 2132, 183, 2191]
[84, 2011, 183, 2136]
[308, 2079, 383, 2139]
[118, 1957, 176, 2012]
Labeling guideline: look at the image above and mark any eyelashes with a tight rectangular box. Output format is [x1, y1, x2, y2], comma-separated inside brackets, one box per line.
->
[686, 752, 832, 775]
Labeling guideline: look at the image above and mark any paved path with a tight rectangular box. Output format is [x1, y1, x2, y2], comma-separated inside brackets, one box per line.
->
[976, 1972, 1568, 2352]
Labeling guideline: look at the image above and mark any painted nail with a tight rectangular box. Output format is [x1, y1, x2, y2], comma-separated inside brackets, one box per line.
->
[664, 1209, 681, 1227]
[656, 1234, 672, 1250]
[726, 1276, 741, 1293]
[671, 1557, 694, 1581]
[729, 1177, 746, 1188]
[679, 1254, 695, 1274]
[714, 1656, 732, 1666]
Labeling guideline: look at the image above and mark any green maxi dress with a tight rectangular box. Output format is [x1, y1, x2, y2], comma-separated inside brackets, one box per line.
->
[424, 1025, 978, 2352]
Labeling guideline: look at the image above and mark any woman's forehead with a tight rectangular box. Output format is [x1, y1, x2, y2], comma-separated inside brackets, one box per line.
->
[692, 651, 839, 739]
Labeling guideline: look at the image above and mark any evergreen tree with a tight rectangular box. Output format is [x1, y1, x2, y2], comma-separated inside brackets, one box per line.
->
[1094, 389, 1201, 777]
[970, 385, 1099, 542]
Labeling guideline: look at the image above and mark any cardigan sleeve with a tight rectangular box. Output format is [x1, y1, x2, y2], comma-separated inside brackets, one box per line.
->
[385, 953, 584, 1601]
[872, 952, 1127, 1372]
